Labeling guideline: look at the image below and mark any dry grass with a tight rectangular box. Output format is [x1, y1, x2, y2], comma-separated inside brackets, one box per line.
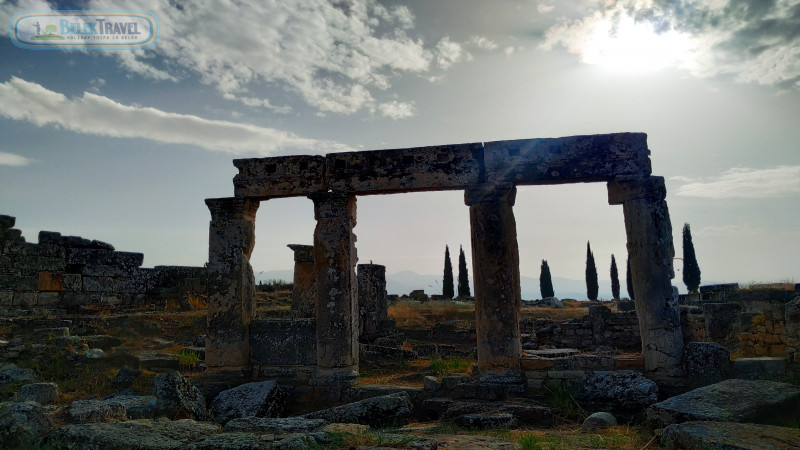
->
[388, 300, 474, 328]
[511, 425, 659, 449]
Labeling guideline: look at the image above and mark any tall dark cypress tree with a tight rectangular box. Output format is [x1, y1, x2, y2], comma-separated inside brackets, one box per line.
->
[682, 223, 702, 293]
[626, 257, 635, 300]
[457, 245, 471, 298]
[540, 259, 555, 298]
[585, 241, 599, 301]
[610, 254, 620, 300]
[442, 245, 454, 299]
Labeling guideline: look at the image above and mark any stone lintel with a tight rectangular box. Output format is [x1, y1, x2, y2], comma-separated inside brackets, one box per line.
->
[607, 176, 666, 205]
[287, 244, 314, 263]
[464, 183, 516, 206]
[205, 197, 259, 221]
[326, 143, 483, 194]
[485, 133, 651, 184]
[232, 155, 326, 199]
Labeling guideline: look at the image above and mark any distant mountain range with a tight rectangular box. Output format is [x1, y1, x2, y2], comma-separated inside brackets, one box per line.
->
[256, 269, 619, 301]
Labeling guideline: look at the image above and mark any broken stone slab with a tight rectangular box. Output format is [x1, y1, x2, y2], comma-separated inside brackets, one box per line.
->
[0, 401, 53, 449]
[84, 348, 105, 359]
[0, 363, 38, 386]
[139, 352, 180, 371]
[223, 417, 326, 434]
[183, 432, 280, 449]
[646, 379, 800, 428]
[46, 419, 221, 449]
[83, 335, 124, 350]
[0, 215, 15, 229]
[155, 371, 210, 421]
[32, 327, 70, 342]
[581, 412, 617, 433]
[107, 395, 159, 420]
[684, 342, 731, 387]
[732, 356, 787, 381]
[424, 398, 553, 426]
[525, 348, 579, 358]
[69, 399, 127, 423]
[577, 370, 658, 416]
[303, 392, 414, 428]
[458, 413, 516, 429]
[17, 382, 59, 405]
[661, 421, 800, 450]
[210, 380, 286, 425]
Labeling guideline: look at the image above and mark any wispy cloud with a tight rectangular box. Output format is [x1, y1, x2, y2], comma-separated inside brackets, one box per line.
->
[470, 35, 498, 50]
[674, 166, 800, 199]
[0, 77, 350, 156]
[0, 151, 33, 166]
[540, 0, 800, 88]
[378, 101, 415, 120]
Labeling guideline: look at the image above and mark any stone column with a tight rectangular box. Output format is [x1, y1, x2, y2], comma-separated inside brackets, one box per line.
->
[608, 176, 684, 376]
[309, 192, 358, 383]
[358, 263, 387, 336]
[464, 183, 522, 377]
[205, 197, 259, 367]
[288, 244, 315, 317]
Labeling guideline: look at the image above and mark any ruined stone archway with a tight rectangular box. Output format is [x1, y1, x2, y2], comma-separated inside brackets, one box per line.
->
[205, 133, 684, 383]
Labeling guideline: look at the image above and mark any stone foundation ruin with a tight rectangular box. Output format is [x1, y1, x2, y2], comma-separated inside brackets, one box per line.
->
[205, 132, 685, 382]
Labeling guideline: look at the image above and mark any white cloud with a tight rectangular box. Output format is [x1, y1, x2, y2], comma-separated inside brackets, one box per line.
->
[537, 4, 555, 14]
[435, 36, 466, 69]
[0, 151, 33, 166]
[378, 101, 415, 119]
[470, 35, 498, 50]
[539, 0, 800, 87]
[674, 166, 800, 199]
[504, 46, 517, 57]
[0, 77, 350, 155]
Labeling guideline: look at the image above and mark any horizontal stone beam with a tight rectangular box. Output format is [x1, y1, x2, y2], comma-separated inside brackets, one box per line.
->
[484, 133, 651, 185]
[233, 155, 326, 199]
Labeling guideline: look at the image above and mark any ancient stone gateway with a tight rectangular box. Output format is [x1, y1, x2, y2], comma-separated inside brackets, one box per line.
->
[205, 133, 684, 383]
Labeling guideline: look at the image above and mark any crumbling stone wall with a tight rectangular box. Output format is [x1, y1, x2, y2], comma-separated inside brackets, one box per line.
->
[0, 214, 207, 313]
[522, 305, 641, 352]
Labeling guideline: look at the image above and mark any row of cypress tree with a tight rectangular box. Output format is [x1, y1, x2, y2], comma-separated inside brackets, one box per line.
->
[442, 245, 471, 299]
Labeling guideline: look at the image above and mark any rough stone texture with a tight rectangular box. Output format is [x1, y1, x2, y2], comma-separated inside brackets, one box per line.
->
[685, 342, 731, 386]
[662, 421, 800, 450]
[46, 419, 221, 450]
[70, 399, 128, 423]
[309, 192, 359, 376]
[581, 412, 617, 432]
[110, 395, 159, 419]
[358, 264, 387, 336]
[184, 432, 280, 450]
[733, 357, 787, 381]
[0, 401, 53, 449]
[484, 133, 651, 184]
[223, 417, 326, 434]
[577, 370, 659, 415]
[303, 391, 414, 427]
[17, 382, 59, 404]
[250, 319, 316, 366]
[139, 352, 180, 371]
[426, 399, 553, 426]
[465, 183, 522, 376]
[646, 379, 800, 428]
[608, 177, 683, 376]
[287, 244, 315, 317]
[0, 215, 15, 229]
[205, 198, 259, 367]
[113, 366, 142, 389]
[233, 155, 326, 199]
[211, 380, 286, 425]
[327, 143, 483, 194]
[458, 413, 516, 429]
[0, 363, 37, 385]
[155, 371, 210, 421]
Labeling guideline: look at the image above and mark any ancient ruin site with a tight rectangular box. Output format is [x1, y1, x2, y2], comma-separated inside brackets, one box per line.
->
[2, 134, 800, 449]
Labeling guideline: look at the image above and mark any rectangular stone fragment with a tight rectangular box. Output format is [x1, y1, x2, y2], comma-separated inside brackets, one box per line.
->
[0, 215, 15, 229]
[67, 249, 143, 267]
[82, 276, 116, 292]
[0, 290, 13, 305]
[233, 155, 326, 199]
[37, 292, 61, 306]
[484, 133, 651, 184]
[38, 272, 65, 292]
[250, 318, 316, 366]
[326, 143, 483, 194]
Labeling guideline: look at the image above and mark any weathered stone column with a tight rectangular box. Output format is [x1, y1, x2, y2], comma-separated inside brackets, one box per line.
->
[358, 263, 387, 336]
[205, 197, 259, 367]
[608, 176, 684, 376]
[465, 183, 522, 377]
[288, 244, 315, 317]
[309, 192, 358, 383]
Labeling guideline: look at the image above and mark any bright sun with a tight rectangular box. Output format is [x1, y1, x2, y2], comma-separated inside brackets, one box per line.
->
[582, 15, 691, 74]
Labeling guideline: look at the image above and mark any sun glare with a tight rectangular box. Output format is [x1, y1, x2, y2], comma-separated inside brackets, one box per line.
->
[582, 15, 690, 74]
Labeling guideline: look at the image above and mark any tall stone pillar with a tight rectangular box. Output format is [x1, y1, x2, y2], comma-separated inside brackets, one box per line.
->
[358, 263, 387, 336]
[288, 244, 315, 317]
[205, 197, 259, 367]
[465, 183, 522, 377]
[608, 176, 684, 376]
[309, 192, 358, 383]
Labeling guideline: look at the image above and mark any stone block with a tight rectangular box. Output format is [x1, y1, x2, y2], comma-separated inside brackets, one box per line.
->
[14, 292, 37, 307]
[17, 382, 59, 404]
[81, 265, 134, 277]
[82, 277, 116, 292]
[66, 249, 143, 267]
[685, 342, 730, 386]
[733, 357, 787, 381]
[0, 290, 13, 305]
[36, 292, 60, 306]
[233, 155, 326, 199]
[0, 215, 15, 229]
[249, 319, 316, 366]
[521, 357, 555, 371]
[327, 143, 483, 194]
[0, 228, 23, 242]
[486, 133, 650, 185]
[62, 274, 81, 291]
[37, 272, 65, 292]
[138, 353, 180, 371]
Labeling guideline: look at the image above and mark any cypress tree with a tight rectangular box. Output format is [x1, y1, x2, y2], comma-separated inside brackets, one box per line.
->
[457, 245, 471, 298]
[442, 245, 454, 299]
[610, 254, 620, 300]
[682, 223, 702, 293]
[626, 257, 635, 300]
[585, 241, 599, 301]
[540, 259, 555, 298]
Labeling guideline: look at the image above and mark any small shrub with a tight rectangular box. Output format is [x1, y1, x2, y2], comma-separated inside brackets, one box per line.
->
[542, 379, 585, 419]
[428, 357, 473, 376]
[178, 349, 201, 368]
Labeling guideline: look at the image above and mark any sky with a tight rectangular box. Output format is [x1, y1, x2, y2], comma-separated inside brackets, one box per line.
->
[1, 0, 799, 297]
